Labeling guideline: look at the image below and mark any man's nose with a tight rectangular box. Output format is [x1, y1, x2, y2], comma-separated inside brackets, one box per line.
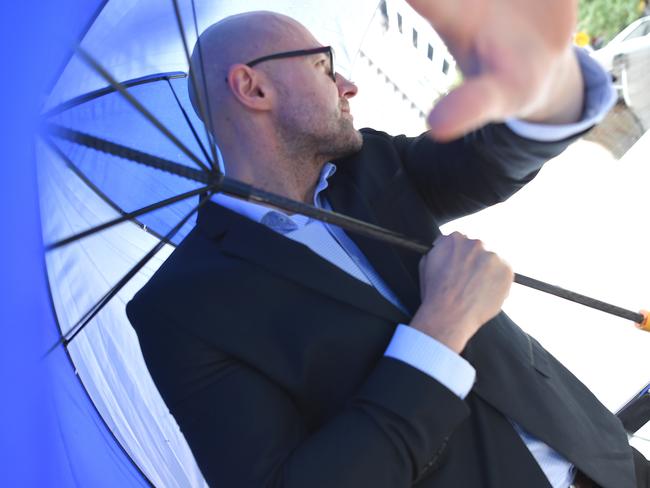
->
[335, 73, 358, 99]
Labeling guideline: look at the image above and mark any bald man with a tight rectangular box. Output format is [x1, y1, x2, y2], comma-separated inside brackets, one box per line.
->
[128, 3, 648, 487]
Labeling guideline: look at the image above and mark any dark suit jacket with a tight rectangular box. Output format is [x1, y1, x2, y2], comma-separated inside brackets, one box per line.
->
[127, 126, 643, 487]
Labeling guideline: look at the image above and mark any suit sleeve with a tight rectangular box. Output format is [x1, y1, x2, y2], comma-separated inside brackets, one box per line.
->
[388, 123, 584, 225]
[127, 298, 470, 488]
[633, 447, 650, 488]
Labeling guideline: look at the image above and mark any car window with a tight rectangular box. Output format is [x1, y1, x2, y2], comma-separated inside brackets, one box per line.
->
[624, 20, 650, 41]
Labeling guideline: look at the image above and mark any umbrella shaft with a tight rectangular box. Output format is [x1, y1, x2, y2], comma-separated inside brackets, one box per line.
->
[513, 274, 644, 323]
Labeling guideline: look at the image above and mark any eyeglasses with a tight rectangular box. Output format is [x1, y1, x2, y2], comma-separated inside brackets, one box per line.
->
[244, 46, 336, 82]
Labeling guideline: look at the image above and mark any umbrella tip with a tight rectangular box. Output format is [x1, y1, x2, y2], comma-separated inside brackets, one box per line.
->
[635, 309, 650, 332]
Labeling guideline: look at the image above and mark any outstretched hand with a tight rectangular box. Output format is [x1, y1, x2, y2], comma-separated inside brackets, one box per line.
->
[406, 0, 583, 140]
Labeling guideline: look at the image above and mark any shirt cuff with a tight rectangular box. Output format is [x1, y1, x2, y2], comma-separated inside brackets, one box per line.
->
[384, 324, 476, 399]
[505, 47, 616, 142]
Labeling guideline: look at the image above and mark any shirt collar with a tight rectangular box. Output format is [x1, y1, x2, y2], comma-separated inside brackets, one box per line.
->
[211, 162, 337, 232]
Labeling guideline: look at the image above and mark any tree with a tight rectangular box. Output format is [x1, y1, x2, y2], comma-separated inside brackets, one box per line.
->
[578, 0, 643, 43]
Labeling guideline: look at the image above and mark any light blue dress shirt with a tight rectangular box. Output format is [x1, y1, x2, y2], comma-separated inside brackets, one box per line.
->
[212, 48, 615, 488]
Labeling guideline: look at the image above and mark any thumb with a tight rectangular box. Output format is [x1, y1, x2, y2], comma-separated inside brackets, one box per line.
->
[427, 75, 507, 141]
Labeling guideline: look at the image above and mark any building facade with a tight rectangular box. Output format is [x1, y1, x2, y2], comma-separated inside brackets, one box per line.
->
[349, 0, 457, 135]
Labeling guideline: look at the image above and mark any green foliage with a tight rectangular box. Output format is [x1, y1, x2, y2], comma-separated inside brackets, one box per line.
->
[578, 0, 642, 43]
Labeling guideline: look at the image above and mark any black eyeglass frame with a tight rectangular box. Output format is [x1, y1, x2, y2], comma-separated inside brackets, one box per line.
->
[244, 46, 336, 82]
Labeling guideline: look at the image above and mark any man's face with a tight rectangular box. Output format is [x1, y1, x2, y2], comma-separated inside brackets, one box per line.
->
[269, 26, 363, 161]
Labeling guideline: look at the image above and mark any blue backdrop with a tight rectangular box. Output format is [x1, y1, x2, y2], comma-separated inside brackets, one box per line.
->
[0, 1, 147, 486]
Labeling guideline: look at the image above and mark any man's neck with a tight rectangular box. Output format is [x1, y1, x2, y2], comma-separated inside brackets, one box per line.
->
[221, 147, 325, 204]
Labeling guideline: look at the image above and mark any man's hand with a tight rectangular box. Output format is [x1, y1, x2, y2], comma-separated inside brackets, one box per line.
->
[406, 0, 584, 140]
[410, 233, 514, 353]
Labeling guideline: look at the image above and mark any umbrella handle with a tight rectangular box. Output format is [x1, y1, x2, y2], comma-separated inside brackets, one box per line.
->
[636, 310, 650, 332]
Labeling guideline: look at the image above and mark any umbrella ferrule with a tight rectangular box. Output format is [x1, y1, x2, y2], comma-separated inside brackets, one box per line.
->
[636, 310, 650, 332]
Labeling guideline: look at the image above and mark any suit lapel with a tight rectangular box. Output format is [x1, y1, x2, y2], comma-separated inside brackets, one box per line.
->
[324, 171, 421, 314]
[196, 201, 409, 325]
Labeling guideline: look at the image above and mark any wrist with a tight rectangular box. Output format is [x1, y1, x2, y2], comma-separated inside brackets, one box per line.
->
[410, 305, 469, 354]
[520, 46, 584, 125]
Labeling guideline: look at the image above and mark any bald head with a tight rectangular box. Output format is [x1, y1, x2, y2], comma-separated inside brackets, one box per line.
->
[186, 10, 362, 182]
[187, 11, 317, 124]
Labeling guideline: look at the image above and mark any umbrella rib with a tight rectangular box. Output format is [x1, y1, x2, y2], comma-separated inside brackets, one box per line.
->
[165, 78, 213, 166]
[40, 264, 157, 488]
[171, 0, 220, 174]
[44, 72, 187, 119]
[43, 135, 178, 247]
[43, 135, 131, 214]
[46, 182, 218, 251]
[189, 0, 222, 175]
[45, 195, 211, 355]
[46, 123, 210, 184]
[75, 46, 213, 175]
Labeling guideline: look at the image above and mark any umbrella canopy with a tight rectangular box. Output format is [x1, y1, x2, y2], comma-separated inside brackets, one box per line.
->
[26, 0, 650, 486]
[37, 1, 388, 486]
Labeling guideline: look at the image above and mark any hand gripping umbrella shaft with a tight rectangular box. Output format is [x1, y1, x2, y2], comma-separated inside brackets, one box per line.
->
[219, 177, 649, 330]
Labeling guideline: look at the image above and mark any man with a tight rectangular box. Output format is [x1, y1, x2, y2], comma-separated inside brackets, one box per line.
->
[127, 2, 649, 487]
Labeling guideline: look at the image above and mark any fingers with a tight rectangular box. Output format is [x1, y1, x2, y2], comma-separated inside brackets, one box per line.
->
[404, 0, 486, 40]
[413, 231, 513, 352]
[427, 232, 514, 288]
[404, 0, 457, 24]
[427, 75, 506, 141]
[406, 0, 581, 139]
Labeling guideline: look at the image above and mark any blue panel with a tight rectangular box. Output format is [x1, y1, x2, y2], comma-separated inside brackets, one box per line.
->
[0, 1, 147, 486]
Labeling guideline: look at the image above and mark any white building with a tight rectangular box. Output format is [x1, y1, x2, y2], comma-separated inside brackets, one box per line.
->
[349, 0, 457, 135]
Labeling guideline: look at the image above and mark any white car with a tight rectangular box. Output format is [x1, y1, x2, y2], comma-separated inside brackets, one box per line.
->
[591, 16, 650, 72]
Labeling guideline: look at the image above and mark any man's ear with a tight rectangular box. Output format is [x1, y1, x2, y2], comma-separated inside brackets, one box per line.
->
[226, 64, 274, 111]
